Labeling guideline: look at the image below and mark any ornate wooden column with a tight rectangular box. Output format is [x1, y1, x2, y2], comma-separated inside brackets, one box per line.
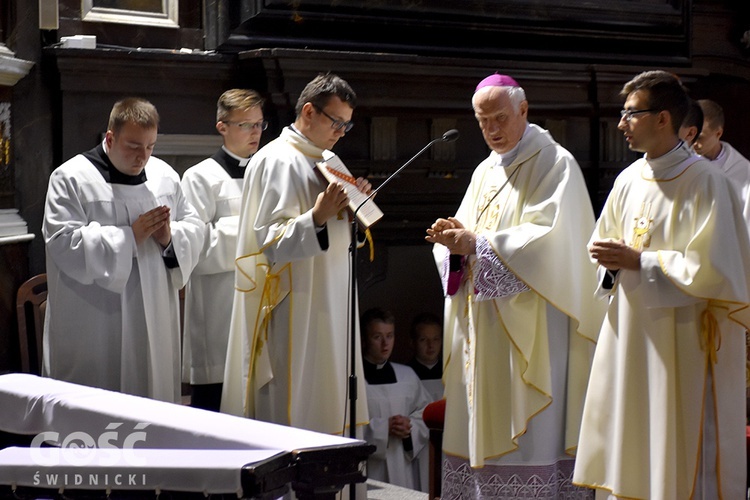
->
[0, 42, 33, 374]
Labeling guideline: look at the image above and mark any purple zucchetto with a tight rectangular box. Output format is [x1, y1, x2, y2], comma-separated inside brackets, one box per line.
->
[474, 74, 520, 93]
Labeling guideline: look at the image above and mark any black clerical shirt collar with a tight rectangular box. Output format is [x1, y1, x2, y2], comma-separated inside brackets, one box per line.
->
[408, 357, 442, 380]
[213, 146, 250, 179]
[82, 142, 147, 185]
[363, 359, 397, 385]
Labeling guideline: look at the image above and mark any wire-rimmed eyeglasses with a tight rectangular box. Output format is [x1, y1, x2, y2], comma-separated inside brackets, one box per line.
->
[222, 120, 268, 131]
[619, 109, 657, 122]
[312, 104, 354, 133]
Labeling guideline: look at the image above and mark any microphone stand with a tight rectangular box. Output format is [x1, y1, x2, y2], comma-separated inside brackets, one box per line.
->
[347, 130, 459, 498]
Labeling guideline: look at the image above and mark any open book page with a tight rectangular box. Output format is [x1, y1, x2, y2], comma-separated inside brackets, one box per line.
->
[316, 150, 384, 228]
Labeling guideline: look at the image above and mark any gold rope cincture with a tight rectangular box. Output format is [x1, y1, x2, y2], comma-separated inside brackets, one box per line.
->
[700, 307, 721, 366]
[244, 262, 288, 415]
[365, 228, 374, 261]
[350, 209, 375, 261]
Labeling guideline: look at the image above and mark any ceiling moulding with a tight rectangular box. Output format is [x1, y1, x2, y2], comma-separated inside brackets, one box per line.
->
[0, 46, 34, 87]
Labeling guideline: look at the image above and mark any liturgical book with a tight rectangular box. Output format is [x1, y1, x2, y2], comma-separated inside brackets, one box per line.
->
[316, 150, 384, 229]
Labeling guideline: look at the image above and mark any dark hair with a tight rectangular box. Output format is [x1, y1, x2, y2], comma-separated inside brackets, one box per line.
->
[410, 312, 442, 340]
[360, 307, 395, 337]
[698, 99, 725, 131]
[295, 73, 357, 117]
[620, 71, 689, 135]
[682, 99, 704, 146]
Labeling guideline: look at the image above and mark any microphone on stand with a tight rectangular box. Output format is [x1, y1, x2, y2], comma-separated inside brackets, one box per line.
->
[353, 129, 460, 218]
[346, 128, 460, 497]
[347, 129, 461, 452]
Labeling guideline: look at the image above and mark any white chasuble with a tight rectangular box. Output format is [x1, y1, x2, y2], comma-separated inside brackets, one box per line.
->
[43, 148, 203, 403]
[435, 124, 605, 498]
[222, 127, 369, 436]
[573, 144, 750, 499]
[181, 156, 243, 385]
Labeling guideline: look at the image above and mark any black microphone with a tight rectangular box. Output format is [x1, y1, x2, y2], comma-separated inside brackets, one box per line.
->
[441, 128, 459, 143]
[354, 129, 460, 217]
[345, 129, 460, 455]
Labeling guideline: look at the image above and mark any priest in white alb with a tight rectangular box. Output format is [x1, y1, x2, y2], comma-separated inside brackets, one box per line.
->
[221, 73, 371, 437]
[43, 97, 203, 403]
[573, 71, 750, 499]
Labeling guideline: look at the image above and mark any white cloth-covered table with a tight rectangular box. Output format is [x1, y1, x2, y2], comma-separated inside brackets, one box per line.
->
[0, 373, 359, 450]
[0, 373, 373, 498]
[0, 447, 291, 497]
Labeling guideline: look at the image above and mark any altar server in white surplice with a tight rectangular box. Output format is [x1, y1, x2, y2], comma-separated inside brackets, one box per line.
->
[222, 73, 371, 437]
[425, 74, 605, 499]
[405, 311, 444, 492]
[361, 308, 432, 492]
[406, 312, 444, 403]
[43, 98, 203, 403]
[181, 89, 266, 412]
[573, 71, 750, 499]
[694, 98, 750, 225]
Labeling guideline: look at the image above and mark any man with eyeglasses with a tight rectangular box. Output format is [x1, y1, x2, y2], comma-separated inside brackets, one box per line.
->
[574, 70, 750, 499]
[222, 74, 371, 442]
[180, 89, 266, 411]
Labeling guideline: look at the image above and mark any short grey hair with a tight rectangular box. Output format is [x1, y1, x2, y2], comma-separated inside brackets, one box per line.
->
[507, 86, 527, 111]
[472, 85, 527, 112]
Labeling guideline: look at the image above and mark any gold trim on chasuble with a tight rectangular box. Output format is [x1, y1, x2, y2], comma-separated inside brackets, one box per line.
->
[463, 171, 521, 451]
[644, 155, 745, 497]
[464, 177, 514, 420]
[461, 170, 557, 459]
[629, 158, 700, 253]
[235, 229, 293, 417]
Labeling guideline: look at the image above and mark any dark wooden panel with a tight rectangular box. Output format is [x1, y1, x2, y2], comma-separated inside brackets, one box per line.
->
[0, 240, 31, 374]
[218, 0, 690, 64]
[46, 47, 238, 162]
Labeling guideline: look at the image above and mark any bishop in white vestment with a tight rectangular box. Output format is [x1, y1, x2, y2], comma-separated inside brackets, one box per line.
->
[427, 75, 605, 499]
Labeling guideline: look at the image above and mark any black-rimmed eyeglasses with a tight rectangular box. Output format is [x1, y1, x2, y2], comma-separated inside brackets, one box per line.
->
[222, 120, 268, 131]
[619, 109, 657, 122]
[312, 104, 354, 133]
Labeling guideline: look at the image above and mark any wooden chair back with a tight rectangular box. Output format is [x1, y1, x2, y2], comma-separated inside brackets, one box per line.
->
[15, 273, 48, 374]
